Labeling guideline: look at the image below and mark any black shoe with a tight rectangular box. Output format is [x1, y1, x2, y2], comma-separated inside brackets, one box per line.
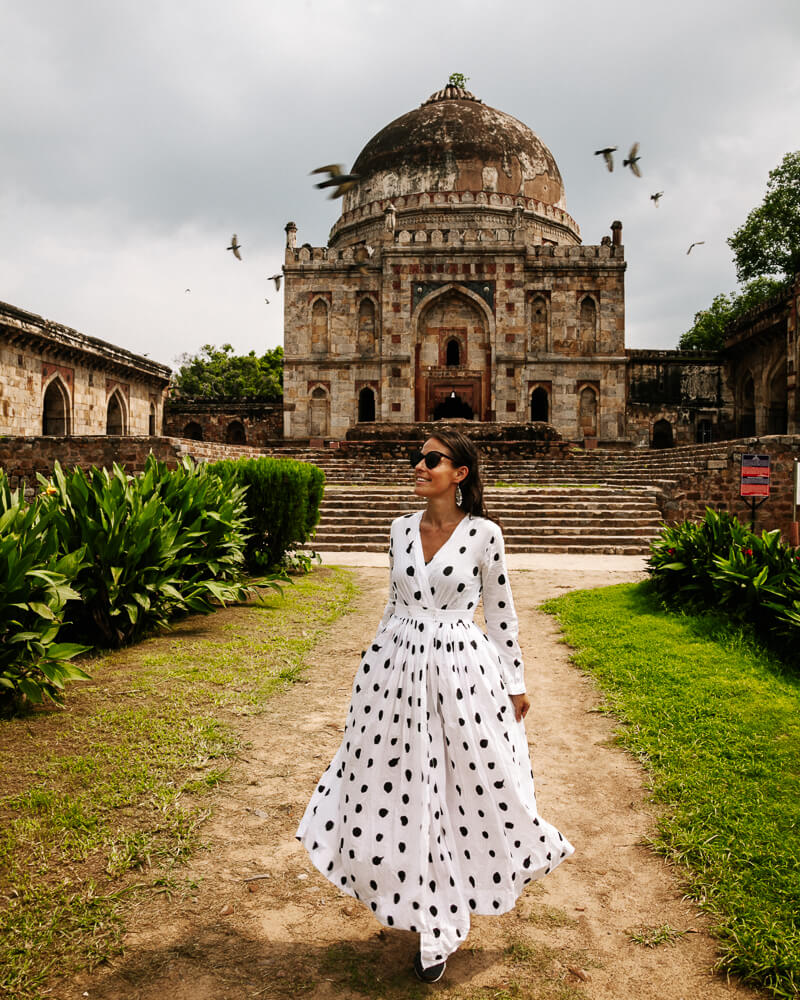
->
[413, 952, 446, 983]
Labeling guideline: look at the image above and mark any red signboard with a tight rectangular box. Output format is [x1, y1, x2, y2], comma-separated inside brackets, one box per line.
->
[741, 453, 770, 497]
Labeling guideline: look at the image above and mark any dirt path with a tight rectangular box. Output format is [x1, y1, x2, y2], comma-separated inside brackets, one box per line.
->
[65, 565, 761, 1000]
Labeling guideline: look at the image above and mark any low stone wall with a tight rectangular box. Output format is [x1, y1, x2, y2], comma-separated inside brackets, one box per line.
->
[163, 401, 283, 444]
[656, 435, 800, 538]
[0, 435, 271, 490]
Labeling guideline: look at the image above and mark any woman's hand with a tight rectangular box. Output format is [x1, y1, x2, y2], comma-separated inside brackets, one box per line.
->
[510, 693, 530, 723]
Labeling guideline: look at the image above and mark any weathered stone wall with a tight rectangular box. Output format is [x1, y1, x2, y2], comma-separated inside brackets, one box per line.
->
[0, 436, 270, 491]
[626, 350, 735, 447]
[656, 435, 800, 539]
[0, 300, 170, 436]
[163, 401, 283, 443]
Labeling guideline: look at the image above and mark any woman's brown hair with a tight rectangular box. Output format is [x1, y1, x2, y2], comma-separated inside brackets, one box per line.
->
[424, 426, 491, 521]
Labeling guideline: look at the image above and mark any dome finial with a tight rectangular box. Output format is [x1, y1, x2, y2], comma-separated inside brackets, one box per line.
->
[423, 73, 481, 106]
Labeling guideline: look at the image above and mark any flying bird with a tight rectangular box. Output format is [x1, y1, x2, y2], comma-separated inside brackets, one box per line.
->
[227, 234, 242, 260]
[267, 273, 282, 291]
[623, 143, 642, 177]
[185, 288, 191, 293]
[310, 164, 360, 199]
[594, 146, 617, 172]
[650, 191, 664, 206]
[686, 241, 705, 255]
[264, 298, 270, 305]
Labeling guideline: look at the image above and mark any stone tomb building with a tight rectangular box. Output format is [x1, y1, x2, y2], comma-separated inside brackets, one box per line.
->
[0, 300, 171, 437]
[283, 83, 628, 444]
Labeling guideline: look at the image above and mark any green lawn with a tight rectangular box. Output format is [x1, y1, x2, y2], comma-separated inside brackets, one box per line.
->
[542, 582, 800, 1000]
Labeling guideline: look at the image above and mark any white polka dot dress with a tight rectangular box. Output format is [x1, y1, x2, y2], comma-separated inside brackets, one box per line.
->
[296, 512, 574, 968]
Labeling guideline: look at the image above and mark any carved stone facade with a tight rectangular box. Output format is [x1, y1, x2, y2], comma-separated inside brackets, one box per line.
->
[0, 300, 171, 437]
[283, 84, 628, 444]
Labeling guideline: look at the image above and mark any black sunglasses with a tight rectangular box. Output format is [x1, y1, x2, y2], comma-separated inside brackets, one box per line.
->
[409, 449, 455, 470]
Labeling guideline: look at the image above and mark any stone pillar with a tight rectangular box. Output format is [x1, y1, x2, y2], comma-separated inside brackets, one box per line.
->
[285, 221, 297, 250]
[611, 220, 623, 246]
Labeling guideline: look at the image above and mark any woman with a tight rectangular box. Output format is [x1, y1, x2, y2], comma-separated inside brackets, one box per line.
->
[297, 427, 573, 982]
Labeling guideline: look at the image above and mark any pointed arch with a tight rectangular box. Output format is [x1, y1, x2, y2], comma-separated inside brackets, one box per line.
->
[739, 371, 756, 437]
[311, 298, 329, 354]
[357, 297, 376, 353]
[42, 375, 71, 435]
[225, 420, 246, 444]
[183, 421, 204, 441]
[148, 402, 156, 436]
[309, 384, 330, 437]
[106, 389, 127, 435]
[578, 384, 598, 438]
[578, 295, 597, 353]
[529, 294, 549, 352]
[445, 338, 460, 366]
[358, 386, 376, 422]
[530, 386, 549, 422]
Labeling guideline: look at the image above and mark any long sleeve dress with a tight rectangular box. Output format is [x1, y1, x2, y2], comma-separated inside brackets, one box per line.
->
[296, 511, 574, 968]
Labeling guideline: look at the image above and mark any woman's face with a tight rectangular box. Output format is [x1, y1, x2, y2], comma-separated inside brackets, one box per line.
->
[413, 437, 466, 499]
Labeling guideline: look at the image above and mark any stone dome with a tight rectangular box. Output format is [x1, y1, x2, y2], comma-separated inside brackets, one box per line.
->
[330, 84, 579, 247]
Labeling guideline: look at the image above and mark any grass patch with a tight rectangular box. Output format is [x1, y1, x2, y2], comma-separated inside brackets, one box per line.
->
[0, 566, 357, 1000]
[542, 581, 800, 1000]
[628, 923, 690, 948]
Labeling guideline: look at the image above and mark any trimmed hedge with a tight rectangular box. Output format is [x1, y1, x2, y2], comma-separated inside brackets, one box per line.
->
[648, 508, 800, 658]
[208, 457, 324, 570]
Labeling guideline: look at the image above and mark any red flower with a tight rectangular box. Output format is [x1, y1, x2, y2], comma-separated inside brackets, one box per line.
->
[744, 548, 753, 556]
[667, 548, 675, 555]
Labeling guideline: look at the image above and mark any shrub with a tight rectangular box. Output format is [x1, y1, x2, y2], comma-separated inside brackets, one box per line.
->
[648, 508, 800, 658]
[38, 457, 253, 648]
[208, 457, 324, 570]
[0, 472, 89, 709]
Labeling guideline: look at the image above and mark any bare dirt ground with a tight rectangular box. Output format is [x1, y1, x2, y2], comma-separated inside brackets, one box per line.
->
[62, 565, 763, 1000]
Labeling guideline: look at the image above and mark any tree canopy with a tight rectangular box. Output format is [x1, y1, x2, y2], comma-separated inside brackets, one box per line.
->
[678, 276, 789, 351]
[728, 150, 800, 282]
[171, 344, 283, 400]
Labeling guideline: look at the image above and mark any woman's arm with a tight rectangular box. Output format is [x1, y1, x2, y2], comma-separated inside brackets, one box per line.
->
[481, 523, 526, 699]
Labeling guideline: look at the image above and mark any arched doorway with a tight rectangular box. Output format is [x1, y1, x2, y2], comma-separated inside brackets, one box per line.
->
[445, 338, 460, 366]
[310, 386, 329, 437]
[42, 377, 70, 435]
[652, 418, 674, 448]
[225, 420, 246, 444]
[358, 387, 376, 422]
[433, 391, 473, 420]
[106, 390, 126, 435]
[183, 421, 203, 441]
[530, 387, 549, 422]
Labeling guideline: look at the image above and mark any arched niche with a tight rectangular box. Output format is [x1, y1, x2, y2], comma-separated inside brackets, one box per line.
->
[226, 420, 246, 444]
[42, 376, 71, 435]
[309, 385, 330, 437]
[445, 338, 460, 367]
[740, 373, 756, 437]
[529, 294, 549, 352]
[148, 402, 156, 436]
[311, 298, 329, 354]
[357, 298, 376, 354]
[766, 360, 788, 434]
[578, 385, 598, 438]
[183, 421, 204, 441]
[106, 389, 127, 435]
[578, 295, 597, 353]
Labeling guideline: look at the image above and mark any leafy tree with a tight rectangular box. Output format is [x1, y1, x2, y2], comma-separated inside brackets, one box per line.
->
[728, 150, 800, 282]
[448, 72, 469, 89]
[679, 276, 789, 351]
[171, 344, 283, 400]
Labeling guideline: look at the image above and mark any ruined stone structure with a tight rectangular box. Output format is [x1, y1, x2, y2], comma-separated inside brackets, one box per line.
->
[163, 400, 283, 444]
[283, 83, 628, 444]
[0, 300, 171, 437]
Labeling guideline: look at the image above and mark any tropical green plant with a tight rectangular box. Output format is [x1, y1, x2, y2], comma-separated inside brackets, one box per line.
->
[208, 457, 324, 571]
[648, 508, 800, 657]
[0, 472, 89, 709]
[38, 457, 254, 647]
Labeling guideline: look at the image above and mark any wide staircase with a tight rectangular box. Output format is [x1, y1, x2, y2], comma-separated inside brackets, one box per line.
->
[277, 441, 738, 555]
[272, 442, 729, 555]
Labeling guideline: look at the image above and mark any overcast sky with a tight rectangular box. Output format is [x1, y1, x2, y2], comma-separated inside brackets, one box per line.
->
[2, 0, 799, 371]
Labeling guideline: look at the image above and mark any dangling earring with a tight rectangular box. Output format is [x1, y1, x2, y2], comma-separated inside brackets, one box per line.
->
[455, 484, 463, 507]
